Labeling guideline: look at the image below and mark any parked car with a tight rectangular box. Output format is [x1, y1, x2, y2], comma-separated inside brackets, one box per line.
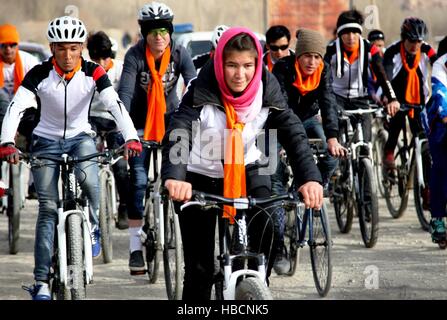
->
[19, 41, 51, 62]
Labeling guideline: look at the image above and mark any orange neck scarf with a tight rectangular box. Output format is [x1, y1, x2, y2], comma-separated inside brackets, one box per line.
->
[52, 58, 81, 81]
[104, 59, 114, 72]
[343, 41, 360, 64]
[0, 51, 24, 93]
[144, 46, 171, 142]
[400, 43, 421, 105]
[223, 99, 246, 224]
[292, 60, 323, 96]
[266, 53, 274, 72]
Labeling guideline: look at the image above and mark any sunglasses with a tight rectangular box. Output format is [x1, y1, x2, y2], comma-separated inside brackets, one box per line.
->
[269, 44, 289, 52]
[0, 43, 18, 49]
[148, 28, 169, 37]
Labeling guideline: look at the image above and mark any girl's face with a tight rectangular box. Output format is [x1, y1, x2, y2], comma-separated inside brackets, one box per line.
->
[223, 50, 256, 94]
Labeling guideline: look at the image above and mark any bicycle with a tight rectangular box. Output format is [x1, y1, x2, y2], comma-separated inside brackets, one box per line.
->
[382, 104, 431, 231]
[139, 140, 183, 300]
[0, 158, 27, 254]
[21, 149, 119, 299]
[331, 107, 379, 248]
[371, 106, 390, 198]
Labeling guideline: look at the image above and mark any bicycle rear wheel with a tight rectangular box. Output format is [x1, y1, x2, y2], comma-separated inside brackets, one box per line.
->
[66, 213, 86, 300]
[309, 205, 332, 297]
[414, 142, 431, 231]
[99, 171, 114, 263]
[163, 198, 184, 300]
[143, 193, 160, 283]
[8, 164, 21, 254]
[283, 207, 300, 276]
[384, 148, 409, 218]
[332, 157, 354, 233]
[235, 277, 273, 300]
[372, 129, 388, 197]
[358, 158, 379, 248]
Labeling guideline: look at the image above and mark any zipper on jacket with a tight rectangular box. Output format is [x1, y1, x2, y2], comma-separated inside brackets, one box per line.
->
[63, 81, 68, 139]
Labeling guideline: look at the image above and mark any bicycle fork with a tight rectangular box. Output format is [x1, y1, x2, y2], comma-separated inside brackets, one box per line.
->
[414, 137, 427, 189]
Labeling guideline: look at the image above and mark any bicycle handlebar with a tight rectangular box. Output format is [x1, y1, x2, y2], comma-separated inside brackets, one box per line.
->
[180, 191, 303, 211]
[141, 140, 162, 150]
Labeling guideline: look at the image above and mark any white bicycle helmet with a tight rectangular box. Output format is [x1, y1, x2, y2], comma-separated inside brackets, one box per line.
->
[47, 16, 87, 43]
[211, 25, 229, 49]
[138, 2, 174, 22]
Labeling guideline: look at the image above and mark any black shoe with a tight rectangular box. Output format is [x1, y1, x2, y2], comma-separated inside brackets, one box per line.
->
[27, 184, 38, 200]
[116, 204, 129, 230]
[129, 250, 145, 275]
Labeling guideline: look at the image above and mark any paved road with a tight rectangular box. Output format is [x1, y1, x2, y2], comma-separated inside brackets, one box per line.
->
[1, 193, 446, 300]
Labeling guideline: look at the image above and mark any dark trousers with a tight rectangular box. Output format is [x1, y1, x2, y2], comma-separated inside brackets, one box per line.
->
[176, 168, 278, 300]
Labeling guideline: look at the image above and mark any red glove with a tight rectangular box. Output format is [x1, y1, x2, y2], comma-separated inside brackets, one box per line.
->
[0, 145, 19, 164]
[124, 140, 142, 159]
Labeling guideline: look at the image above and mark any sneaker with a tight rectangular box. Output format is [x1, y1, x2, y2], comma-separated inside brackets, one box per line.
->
[22, 281, 51, 300]
[27, 183, 38, 200]
[430, 218, 446, 243]
[91, 224, 101, 258]
[129, 250, 145, 275]
[116, 204, 129, 230]
[273, 246, 290, 275]
[382, 150, 396, 171]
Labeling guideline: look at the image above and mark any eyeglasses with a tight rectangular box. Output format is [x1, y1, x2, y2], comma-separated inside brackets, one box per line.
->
[269, 44, 289, 52]
[0, 43, 18, 49]
[148, 28, 169, 37]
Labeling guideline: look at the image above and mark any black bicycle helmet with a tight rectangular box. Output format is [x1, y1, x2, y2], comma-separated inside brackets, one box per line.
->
[368, 29, 385, 42]
[401, 17, 428, 41]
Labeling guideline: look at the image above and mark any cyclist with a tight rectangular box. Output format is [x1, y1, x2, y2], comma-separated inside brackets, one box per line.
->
[421, 45, 447, 245]
[324, 9, 400, 153]
[0, 16, 141, 300]
[162, 27, 323, 300]
[382, 17, 437, 197]
[368, 29, 386, 54]
[271, 28, 346, 274]
[118, 1, 197, 275]
[192, 25, 229, 70]
[87, 31, 130, 230]
[263, 25, 293, 72]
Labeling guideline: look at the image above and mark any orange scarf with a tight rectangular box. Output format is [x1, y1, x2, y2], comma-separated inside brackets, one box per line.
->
[223, 99, 246, 224]
[52, 58, 81, 81]
[104, 59, 114, 72]
[292, 60, 323, 96]
[266, 53, 274, 72]
[400, 43, 421, 105]
[0, 51, 24, 93]
[343, 41, 360, 64]
[144, 46, 171, 142]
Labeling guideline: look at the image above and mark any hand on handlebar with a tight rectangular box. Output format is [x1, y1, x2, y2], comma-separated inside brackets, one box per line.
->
[386, 100, 400, 117]
[0, 144, 19, 164]
[298, 181, 323, 210]
[165, 179, 192, 202]
[327, 138, 348, 158]
[124, 139, 142, 160]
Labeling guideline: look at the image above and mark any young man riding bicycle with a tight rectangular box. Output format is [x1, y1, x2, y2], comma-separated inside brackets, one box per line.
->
[0, 16, 141, 300]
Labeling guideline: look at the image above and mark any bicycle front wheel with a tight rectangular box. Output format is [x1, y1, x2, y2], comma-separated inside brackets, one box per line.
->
[413, 142, 431, 231]
[8, 164, 22, 254]
[384, 148, 409, 218]
[66, 213, 86, 300]
[235, 277, 273, 300]
[332, 157, 354, 233]
[372, 129, 388, 197]
[143, 194, 160, 283]
[358, 158, 379, 248]
[284, 206, 300, 276]
[163, 198, 184, 300]
[99, 170, 114, 263]
[309, 205, 332, 297]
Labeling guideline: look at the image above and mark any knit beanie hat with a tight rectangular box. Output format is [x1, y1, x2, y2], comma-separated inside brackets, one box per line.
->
[0, 24, 20, 44]
[336, 10, 364, 36]
[295, 28, 325, 58]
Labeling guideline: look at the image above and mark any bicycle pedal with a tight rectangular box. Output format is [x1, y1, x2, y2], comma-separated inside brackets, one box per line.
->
[130, 269, 146, 276]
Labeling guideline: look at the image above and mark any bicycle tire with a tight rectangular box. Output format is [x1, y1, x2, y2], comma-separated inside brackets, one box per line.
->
[372, 130, 388, 197]
[143, 194, 160, 283]
[8, 164, 21, 254]
[284, 207, 300, 276]
[384, 148, 409, 218]
[163, 199, 184, 300]
[332, 156, 354, 233]
[66, 213, 86, 300]
[309, 205, 332, 297]
[235, 277, 273, 300]
[99, 170, 114, 263]
[358, 158, 379, 248]
[413, 142, 431, 231]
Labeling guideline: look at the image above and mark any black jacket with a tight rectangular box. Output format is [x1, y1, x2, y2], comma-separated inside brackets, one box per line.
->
[161, 61, 322, 188]
[272, 56, 339, 140]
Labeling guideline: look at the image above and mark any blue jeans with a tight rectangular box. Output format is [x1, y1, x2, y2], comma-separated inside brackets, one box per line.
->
[128, 147, 151, 220]
[302, 115, 339, 183]
[31, 133, 99, 281]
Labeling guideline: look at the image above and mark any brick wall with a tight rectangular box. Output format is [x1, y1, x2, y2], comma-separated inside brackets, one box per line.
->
[268, 0, 348, 42]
